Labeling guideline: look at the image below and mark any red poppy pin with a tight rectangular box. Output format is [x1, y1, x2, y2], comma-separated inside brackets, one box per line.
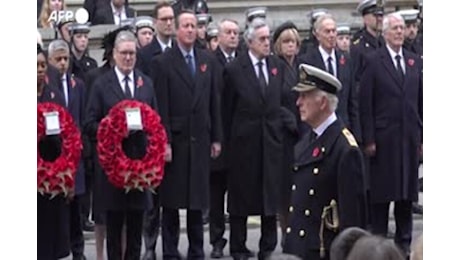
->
[312, 147, 320, 157]
[407, 59, 415, 67]
[70, 75, 76, 88]
[271, 68, 278, 76]
[339, 55, 346, 65]
[136, 76, 144, 88]
[200, 64, 207, 72]
[50, 91, 55, 99]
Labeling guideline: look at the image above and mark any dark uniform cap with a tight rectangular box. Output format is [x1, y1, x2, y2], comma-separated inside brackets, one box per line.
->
[57, 16, 76, 30]
[357, 0, 384, 16]
[293, 64, 342, 95]
[246, 7, 267, 22]
[273, 21, 298, 44]
[336, 23, 351, 35]
[69, 23, 91, 34]
[397, 9, 420, 24]
[196, 13, 212, 25]
[308, 8, 329, 24]
[134, 16, 154, 31]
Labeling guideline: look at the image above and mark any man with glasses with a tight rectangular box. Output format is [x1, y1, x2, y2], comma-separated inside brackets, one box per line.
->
[136, 1, 176, 78]
[84, 30, 158, 260]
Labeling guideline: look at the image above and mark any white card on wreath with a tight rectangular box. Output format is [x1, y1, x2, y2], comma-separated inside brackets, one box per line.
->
[44, 111, 61, 135]
[125, 108, 143, 130]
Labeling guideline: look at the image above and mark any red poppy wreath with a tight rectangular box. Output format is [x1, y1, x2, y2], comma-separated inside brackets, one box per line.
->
[97, 100, 167, 193]
[37, 102, 82, 198]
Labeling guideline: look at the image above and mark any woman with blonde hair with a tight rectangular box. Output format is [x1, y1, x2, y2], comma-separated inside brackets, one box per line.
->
[272, 21, 304, 248]
[38, 0, 67, 28]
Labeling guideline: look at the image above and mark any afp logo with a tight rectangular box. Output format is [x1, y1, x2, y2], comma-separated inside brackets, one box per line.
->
[48, 7, 89, 25]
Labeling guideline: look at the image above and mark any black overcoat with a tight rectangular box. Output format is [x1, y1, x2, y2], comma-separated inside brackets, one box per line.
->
[359, 47, 423, 203]
[151, 45, 223, 210]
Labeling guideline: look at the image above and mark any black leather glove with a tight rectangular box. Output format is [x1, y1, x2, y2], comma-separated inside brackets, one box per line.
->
[38, 135, 62, 162]
[122, 130, 148, 160]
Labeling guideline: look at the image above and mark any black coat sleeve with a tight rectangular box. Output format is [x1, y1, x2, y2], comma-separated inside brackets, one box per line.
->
[337, 147, 367, 230]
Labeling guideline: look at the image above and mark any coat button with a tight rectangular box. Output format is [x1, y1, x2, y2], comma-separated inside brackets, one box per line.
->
[321, 147, 326, 153]
[299, 230, 306, 237]
[291, 185, 296, 191]
[191, 136, 196, 142]
[289, 206, 294, 212]
[293, 166, 298, 171]
[313, 168, 319, 175]
[286, 227, 291, 234]
[309, 189, 315, 196]
[305, 209, 310, 216]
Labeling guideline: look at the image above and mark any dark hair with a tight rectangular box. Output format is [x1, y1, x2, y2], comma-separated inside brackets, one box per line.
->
[346, 235, 405, 260]
[153, 1, 172, 19]
[175, 9, 196, 29]
[330, 227, 372, 260]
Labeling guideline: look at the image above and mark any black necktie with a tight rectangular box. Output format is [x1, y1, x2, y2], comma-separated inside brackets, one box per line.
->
[164, 46, 171, 52]
[186, 54, 195, 77]
[227, 56, 234, 63]
[309, 130, 318, 143]
[327, 56, 334, 76]
[395, 55, 405, 83]
[257, 61, 267, 95]
[124, 76, 132, 98]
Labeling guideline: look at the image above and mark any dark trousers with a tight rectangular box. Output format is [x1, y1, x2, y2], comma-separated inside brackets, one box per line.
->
[70, 196, 85, 257]
[143, 192, 161, 257]
[371, 200, 413, 255]
[162, 207, 204, 259]
[209, 169, 228, 246]
[230, 215, 277, 257]
[106, 209, 144, 260]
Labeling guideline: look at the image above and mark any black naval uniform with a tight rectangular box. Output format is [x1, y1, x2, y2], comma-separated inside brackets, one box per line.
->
[350, 28, 384, 84]
[71, 52, 98, 83]
[283, 118, 367, 260]
[403, 35, 423, 58]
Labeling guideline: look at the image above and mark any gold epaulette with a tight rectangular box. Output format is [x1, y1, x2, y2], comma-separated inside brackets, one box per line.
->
[353, 38, 360, 45]
[342, 128, 358, 147]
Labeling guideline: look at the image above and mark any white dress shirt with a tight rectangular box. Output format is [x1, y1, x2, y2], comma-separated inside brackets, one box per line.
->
[386, 44, 406, 74]
[114, 66, 134, 96]
[319, 45, 337, 77]
[157, 36, 173, 52]
[61, 74, 69, 106]
[248, 50, 269, 84]
[111, 2, 127, 25]
[313, 112, 338, 138]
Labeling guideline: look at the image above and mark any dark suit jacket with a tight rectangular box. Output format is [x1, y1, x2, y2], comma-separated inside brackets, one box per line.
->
[84, 68, 158, 211]
[209, 47, 238, 172]
[135, 36, 176, 79]
[222, 51, 286, 216]
[283, 119, 367, 258]
[92, 4, 135, 25]
[151, 44, 223, 210]
[359, 47, 422, 203]
[38, 84, 70, 260]
[59, 74, 87, 195]
[299, 48, 361, 142]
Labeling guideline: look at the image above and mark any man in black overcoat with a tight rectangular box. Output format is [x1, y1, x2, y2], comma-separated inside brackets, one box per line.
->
[208, 18, 240, 258]
[222, 18, 286, 260]
[150, 10, 222, 259]
[299, 13, 361, 142]
[84, 30, 158, 260]
[359, 12, 423, 258]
